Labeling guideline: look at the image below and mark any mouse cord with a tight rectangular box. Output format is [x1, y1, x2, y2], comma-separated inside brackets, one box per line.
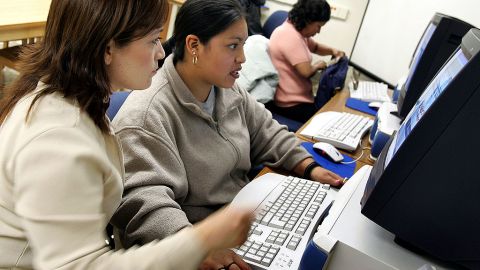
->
[340, 147, 371, 164]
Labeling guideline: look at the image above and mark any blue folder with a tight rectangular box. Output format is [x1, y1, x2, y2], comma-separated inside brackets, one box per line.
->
[345, 98, 378, 116]
[301, 142, 355, 179]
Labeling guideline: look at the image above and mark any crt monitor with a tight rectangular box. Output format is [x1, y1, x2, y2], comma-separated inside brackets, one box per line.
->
[360, 29, 480, 270]
[396, 13, 473, 118]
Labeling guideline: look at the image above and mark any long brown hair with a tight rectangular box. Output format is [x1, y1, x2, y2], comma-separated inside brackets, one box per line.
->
[0, 0, 168, 132]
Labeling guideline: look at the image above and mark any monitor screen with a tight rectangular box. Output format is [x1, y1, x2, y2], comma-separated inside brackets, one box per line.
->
[385, 48, 469, 166]
[404, 23, 437, 91]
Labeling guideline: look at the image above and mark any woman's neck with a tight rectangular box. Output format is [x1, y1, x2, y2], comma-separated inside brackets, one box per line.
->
[175, 60, 212, 102]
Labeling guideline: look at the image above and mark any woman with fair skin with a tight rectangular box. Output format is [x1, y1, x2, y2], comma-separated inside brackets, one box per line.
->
[0, 0, 252, 269]
[268, 0, 346, 123]
[111, 0, 343, 269]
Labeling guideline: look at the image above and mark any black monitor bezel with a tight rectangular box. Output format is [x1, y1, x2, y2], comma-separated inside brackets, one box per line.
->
[396, 13, 473, 118]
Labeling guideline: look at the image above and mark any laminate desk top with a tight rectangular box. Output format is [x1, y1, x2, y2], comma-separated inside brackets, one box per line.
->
[0, 0, 51, 42]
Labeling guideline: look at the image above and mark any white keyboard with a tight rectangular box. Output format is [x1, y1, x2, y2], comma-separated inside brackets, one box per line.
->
[300, 111, 374, 151]
[231, 173, 337, 270]
[349, 81, 391, 102]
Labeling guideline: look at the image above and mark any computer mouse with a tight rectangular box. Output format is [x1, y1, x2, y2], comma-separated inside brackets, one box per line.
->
[368, 101, 382, 109]
[312, 142, 344, 163]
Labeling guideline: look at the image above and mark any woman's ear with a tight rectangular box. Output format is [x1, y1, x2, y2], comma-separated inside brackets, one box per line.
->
[104, 40, 115, 65]
[185, 34, 200, 55]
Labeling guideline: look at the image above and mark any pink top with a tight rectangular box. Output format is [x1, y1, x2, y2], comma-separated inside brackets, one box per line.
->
[269, 20, 316, 107]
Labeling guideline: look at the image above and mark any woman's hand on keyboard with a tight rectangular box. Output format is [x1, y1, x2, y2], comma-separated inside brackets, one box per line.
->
[311, 167, 344, 187]
[199, 249, 251, 270]
[194, 205, 254, 252]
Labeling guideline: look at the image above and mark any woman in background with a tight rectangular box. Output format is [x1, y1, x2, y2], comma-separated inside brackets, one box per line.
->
[268, 0, 345, 123]
[111, 0, 343, 269]
[0, 0, 252, 269]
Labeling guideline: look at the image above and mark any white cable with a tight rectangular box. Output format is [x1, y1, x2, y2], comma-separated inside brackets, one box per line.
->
[340, 147, 371, 164]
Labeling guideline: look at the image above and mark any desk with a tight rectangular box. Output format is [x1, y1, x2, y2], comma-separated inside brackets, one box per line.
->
[0, 0, 50, 43]
[257, 75, 377, 178]
[297, 86, 376, 165]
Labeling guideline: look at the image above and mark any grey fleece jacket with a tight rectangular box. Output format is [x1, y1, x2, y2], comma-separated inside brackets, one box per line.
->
[111, 55, 311, 248]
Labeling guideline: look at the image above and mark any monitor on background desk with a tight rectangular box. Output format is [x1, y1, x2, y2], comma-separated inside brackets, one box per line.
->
[396, 13, 473, 118]
[361, 29, 480, 269]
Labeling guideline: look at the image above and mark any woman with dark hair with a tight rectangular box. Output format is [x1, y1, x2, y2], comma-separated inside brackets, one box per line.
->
[0, 0, 252, 269]
[111, 0, 343, 269]
[268, 0, 345, 123]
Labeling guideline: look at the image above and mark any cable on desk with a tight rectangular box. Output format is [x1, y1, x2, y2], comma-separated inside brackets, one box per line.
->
[340, 147, 371, 165]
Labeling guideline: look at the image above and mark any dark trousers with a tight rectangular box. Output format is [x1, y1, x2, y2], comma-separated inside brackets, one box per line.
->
[266, 101, 318, 123]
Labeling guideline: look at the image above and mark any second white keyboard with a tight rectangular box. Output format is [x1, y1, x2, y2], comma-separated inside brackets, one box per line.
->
[349, 81, 391, 102]
[299, 111, 374, 151]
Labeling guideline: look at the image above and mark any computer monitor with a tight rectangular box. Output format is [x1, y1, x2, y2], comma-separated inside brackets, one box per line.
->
[396, 13, 473, 118]
[360, 29, 480, 270]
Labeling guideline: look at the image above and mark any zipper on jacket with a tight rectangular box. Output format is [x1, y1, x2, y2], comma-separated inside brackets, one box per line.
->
[213, 121, 241, 171]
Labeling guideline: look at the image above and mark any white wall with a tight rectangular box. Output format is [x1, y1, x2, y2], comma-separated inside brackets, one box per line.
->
[264, 0, 368, 62]
[351, 0, 480, 85]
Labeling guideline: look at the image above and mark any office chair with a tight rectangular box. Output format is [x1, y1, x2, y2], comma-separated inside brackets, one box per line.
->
[264, 101, 303, 132]
[105, 90, 132, 248]
[107, 91, 131, 120]
[262, 10, 288, 39]
[270, 111, 303, 132]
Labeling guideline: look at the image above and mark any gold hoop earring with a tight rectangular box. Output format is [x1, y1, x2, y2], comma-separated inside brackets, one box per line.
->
[192, 51, 198, 65]
[103, 95, 110, 104]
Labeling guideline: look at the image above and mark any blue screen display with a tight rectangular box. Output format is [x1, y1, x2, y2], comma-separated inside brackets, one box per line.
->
[404, 23, 437, 91]
[385, 48, 469, 166]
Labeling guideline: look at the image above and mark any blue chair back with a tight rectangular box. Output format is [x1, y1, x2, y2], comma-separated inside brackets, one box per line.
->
[107, 91, 131, 120]
[262, 10, 288, 39]
[271, 112, 303, 132]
